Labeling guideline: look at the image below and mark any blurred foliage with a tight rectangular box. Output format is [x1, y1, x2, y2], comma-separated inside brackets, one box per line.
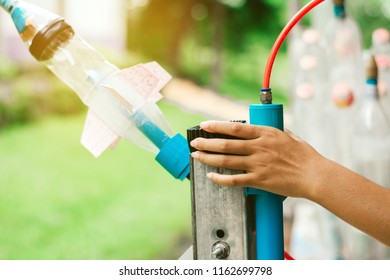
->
[347, 0, 390, 49]
[126, 0, 390, 102]
[127, 0, 390, 62]
[126, 0, 287, 73]
[0, 56, 20, 79]
[0, 66, 85, 129]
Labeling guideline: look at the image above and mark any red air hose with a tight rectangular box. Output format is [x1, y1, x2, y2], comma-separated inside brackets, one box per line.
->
[284, 251, 295, 260]
[263, 0, 325, 89]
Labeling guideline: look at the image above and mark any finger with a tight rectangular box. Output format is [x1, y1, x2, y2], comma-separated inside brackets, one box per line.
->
[191, 151, 250, 171]
[206, 172, 256, 187]
[190, 138, 252, 155]
[200, 121, 262, 139]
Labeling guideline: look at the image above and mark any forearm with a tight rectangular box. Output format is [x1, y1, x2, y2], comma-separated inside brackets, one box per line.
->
[310, 158, 390, 247]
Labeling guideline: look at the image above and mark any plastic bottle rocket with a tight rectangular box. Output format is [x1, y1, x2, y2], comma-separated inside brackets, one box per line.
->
[321, 0, 364, 168]
[0, 0, 190, 180]
[371, 28, 390, 122]
[349, 56, 390, 259]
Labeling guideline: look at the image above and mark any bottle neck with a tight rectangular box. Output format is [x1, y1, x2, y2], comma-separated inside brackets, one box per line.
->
[0, 0, 17, 12]
[1, 0, 28, 34]
[366, 79, 379, 99]
[334, 5, 346, 19]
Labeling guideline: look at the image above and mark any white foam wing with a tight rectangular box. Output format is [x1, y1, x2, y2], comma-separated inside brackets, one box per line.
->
[81, 110, 120, 158]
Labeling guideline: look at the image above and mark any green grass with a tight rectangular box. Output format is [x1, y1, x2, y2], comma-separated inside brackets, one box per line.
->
[0, 102, 205, 260]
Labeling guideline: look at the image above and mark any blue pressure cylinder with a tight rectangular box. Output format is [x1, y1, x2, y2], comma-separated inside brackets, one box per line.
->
[247, 103, 285, 260]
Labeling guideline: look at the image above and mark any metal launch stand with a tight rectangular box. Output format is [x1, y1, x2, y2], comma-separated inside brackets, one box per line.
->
[187, 99, 286, 260]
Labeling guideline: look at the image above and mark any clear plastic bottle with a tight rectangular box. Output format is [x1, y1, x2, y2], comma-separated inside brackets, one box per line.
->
[291, 29, 328, 153]
[289, 199, 342, 260]
[0, 0, 190, 180]
[287, 0, 304, 106]
[320, 0, 366, 259]
[288, 29, 343, 260]
[349, 56, 390, 259]
[311, 0, 333, 35]
[322, 0, 364, 85]
[322, 0, 364, 168]
[351, 63, 390, 189]
[371, 28, 390, 122]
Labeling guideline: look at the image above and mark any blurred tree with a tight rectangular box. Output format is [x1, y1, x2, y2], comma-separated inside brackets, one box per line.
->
[347, 0, 390, 48]
[224, 0, 286, 50]
[211, 0, 226, 90]
[127, 0, 198, 69]
[127, 0, 286, 62]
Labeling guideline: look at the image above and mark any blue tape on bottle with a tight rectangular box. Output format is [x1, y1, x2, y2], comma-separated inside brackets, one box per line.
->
[11, 7, 27, 33]
[334, 5, 346, 18]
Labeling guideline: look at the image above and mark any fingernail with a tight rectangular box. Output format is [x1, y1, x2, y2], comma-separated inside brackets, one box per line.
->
[206, 172, 214, 179]
[191, 151, 200, 159]
[190, 139, 198, 147]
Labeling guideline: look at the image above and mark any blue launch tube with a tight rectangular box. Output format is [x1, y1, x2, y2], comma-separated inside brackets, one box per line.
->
[247, 103, 285, 260]
[132, 109, 190, 181]
[132, 110, 171, 150]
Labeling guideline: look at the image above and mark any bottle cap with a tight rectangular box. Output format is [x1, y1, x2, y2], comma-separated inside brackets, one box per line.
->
[333, 0, 345, 5]
[29, 19, 74, 61]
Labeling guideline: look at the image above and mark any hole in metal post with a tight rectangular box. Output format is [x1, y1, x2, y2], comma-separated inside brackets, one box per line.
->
[215, 229, 225, 239]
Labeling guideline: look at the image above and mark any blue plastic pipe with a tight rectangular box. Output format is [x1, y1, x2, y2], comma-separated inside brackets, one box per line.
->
[132, 110, 171, 150]
[132, 109, 190, 181]
[247, 103, 285, 260]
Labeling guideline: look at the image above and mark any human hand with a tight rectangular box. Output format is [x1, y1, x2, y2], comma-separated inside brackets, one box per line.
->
[190, 121, 329, 199]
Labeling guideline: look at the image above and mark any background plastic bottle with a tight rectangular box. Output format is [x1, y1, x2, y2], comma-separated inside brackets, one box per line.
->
[291, 29, 328, 153]
[319, 0, 366, 259]
[349, 57, 390, 259]
[371, 28, 390, 122]
[289, 199, 342, 260]
[321, 0, 364, 169]
[287, 27, 343, 260]
[287, 0, 305, 106]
